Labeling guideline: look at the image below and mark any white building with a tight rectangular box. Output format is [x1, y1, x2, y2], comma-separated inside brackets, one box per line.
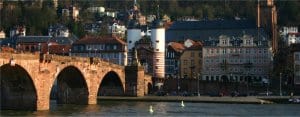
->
[286, 33, 300, 46]
[0, 30, 5, 39]
[87, 6, 105, 13]
[109, 22, 126, 36]
[48, 24, 70, 37]
[10, 25, 26, 37]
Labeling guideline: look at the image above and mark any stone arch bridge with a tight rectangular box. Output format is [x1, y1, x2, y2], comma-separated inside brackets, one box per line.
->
[0, 53, 152, 110]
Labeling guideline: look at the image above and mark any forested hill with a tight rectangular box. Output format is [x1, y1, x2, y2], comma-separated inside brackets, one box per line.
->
[0, 0, 299, 37]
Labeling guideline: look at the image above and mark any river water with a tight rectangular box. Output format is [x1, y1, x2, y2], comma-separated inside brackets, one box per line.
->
[1, 100, 300, 116]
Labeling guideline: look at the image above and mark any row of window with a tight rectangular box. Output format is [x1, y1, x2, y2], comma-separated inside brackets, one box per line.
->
[182, 60, 201, 65]
[204, 58, 269, 64]
[204, 48, 268, 54]
[204, 67, 265, 73]
[73, 44, 119, 51]
[74, 53, 121, 59]
[202, 75, 266, 82]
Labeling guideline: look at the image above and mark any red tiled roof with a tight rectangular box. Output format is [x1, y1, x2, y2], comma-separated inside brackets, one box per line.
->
[288, 32, 300, 36]
[41, 45, 71, 54]
[168, 42, 185, 52]
[74, 35, 126, 45]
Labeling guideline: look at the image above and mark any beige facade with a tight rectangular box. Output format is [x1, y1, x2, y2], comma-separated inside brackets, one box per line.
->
[179, 39, 202, 79]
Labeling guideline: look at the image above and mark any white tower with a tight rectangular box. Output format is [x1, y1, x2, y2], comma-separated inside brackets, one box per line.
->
[127, 20, 141, 65]
[151, 18, 165, 81]
[126, 1, 141, 66]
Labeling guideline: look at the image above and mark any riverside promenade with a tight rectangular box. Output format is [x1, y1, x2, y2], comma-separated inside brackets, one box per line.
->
[98, 96, 300, 104]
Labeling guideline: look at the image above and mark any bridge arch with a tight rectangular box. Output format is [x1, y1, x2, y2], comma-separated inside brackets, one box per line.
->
[98, 71, 125, 96]
[0, 64, 37, 110]
[51, 65, 89, 104]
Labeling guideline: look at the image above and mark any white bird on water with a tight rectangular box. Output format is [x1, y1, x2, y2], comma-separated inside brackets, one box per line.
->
[149, 105, 154, 113]
[181, 100, 185, 107]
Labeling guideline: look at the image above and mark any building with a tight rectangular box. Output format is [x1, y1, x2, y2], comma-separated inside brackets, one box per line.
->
[279, 26, 298, 36]
[84, 22, 102, 34]
[279, 26, 299, 46]
[166, 20, 259, 42]
[61, 6, 79, 21]
[179, 39, 202, 79]
[14, 36, 76, 54]
[109, 22, 127, 38]
[165, 42, 185, 78]
[290, 44, 300, 94]
[202, 32, 272, 85]
[71, 35, 127, 65]
[128, 0, 146, 26]
[0, 30, 5, 39]
[10, 25, 26, 37]
[87, 6, 105, 13]
[48, 24, 70, 37]
[286, 33, 300, 46]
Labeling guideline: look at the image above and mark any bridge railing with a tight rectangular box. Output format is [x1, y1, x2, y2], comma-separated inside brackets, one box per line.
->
[0, 52, 39, 60]
[0, 52, 125, 69]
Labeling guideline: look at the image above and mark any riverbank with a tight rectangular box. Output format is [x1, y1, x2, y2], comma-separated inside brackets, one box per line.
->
[98, 96, 288, 104]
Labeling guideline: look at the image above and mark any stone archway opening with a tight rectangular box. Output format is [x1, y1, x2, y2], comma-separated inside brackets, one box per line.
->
[147, 83, 153, 95]
[98, 71, 124, 96]
[0, 64, 37, 110]
[50, 66, 89, 106]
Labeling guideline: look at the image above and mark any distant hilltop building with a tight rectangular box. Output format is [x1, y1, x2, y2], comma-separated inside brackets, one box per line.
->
[87, 6, 105, 13]
[10, 25, 26, 37]
[279, 26, 299, 46]
[61, 5, 79, 21]
[128, 0, 146, 26]
[0, 30, 5, 39]
[48, 24, 70, 37]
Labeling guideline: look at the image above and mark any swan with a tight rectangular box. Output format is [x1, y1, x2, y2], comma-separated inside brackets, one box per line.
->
[181, 100, 185, 107]
[149, 105, 154, 113]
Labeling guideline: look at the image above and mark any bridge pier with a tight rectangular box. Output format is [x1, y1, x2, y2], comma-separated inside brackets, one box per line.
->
[125, 66, 145, 96]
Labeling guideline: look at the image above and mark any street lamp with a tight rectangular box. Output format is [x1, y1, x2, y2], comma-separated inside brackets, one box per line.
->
[62, 48, 65, 56]
[198, 73, 201, 96]
[47, 43, 51, 54]
[38, 43, 41, 54]
[94, 49, 97, 57]
[69, 49, 71, 56]
[280, 72, 282, 96]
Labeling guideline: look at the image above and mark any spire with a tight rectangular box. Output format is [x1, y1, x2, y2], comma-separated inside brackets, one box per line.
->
[257, 0, 260, 28]
[156, 1, 160, 20]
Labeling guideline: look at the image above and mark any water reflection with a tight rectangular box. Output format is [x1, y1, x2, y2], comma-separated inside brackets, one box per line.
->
[1, 101, 300, 116]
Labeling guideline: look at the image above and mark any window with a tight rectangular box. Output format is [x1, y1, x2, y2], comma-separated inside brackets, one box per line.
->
[191, 60, 194, 65]
[184, 68, 187, 74]
[113, 45, 117, 50]
[184, 60, 188, 65]
[156, 59, 159, 62]
[156, 49, 159, 51]
[223, 49, 226, 54]
[246, 39, 251, 45]
[296, 54, 300, 61]
[156, 40, 159, 43]
[191, 52, 195, 57]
